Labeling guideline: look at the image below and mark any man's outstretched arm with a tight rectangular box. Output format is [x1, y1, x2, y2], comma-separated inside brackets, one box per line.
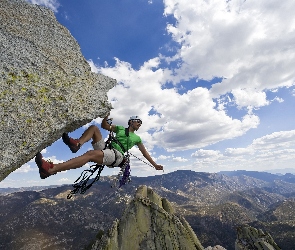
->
[137, 143, 163, 170]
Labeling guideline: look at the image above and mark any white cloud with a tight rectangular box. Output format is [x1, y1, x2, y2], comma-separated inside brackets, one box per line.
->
[163, 0, 295, 101]
[158, 155, 171, 160]
[272, 96, 284, 103]
[86, 0, 295, 176]
[252, 130, 295, 149]
[90, 0, 295, 154]
[41, 148, 47, 154]
[224, 147, 254, 157]
[25, 0, 60, 12]
[14, 164, 35, 173]
[232, 88, 270, 109]
[172, 157, 188, 162]
[91, 59, 260, 152]
[193, 130, 295, 172]
[191, 149, 222, 159]
[58, 178, 72, 183]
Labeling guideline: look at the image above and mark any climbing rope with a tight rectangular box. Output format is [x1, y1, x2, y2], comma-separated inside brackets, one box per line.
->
[67, 164, 104, 199]
[128, 152, 157, 169]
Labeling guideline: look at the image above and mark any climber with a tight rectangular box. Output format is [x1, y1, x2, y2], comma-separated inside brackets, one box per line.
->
[35, 114, 164, 179]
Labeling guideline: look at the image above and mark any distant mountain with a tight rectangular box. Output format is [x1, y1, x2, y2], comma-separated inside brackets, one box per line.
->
[0, 170, 294, 249]
[0, 185, 62, 195]
[264, 168, 295, 175]
[219, 170, 295, 183]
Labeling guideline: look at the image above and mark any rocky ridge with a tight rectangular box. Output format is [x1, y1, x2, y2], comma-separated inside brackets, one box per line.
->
[235, 226, 280, 250]
[0, 0, 115, 181]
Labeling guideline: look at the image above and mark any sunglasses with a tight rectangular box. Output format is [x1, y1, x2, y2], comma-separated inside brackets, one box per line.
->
[132, 119, 142, 124]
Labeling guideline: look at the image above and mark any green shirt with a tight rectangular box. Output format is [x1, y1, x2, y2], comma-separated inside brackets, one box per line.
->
[111, 125, 142, 154]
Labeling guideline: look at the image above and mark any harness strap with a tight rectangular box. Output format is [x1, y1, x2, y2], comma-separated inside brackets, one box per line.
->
[106, 128, 130, 167]
[109, 149, 118, 167]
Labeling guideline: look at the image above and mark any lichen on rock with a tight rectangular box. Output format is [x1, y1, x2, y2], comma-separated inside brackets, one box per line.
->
[0, 0, 116, 181]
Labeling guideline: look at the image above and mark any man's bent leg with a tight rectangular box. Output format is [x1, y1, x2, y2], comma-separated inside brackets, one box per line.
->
[79, 125, 103, 145]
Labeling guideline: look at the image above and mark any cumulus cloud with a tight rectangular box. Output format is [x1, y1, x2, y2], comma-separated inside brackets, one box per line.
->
[252, 130, 295, 149]
[14, 164, 35, 173]
[172, 157, 188, 162]
[92, 59, 260, 152]
[191, 149, 222, 159]
[163, 0, 295, 109]
[158, 155, 171, 160]
[90, 0, 295, 155]
[193, 130, 295, 172]
[43, 155, 64, 164]
[224, 147, 254, 157]
[232, 88, 270, 109]
[25, 0, 60, 12]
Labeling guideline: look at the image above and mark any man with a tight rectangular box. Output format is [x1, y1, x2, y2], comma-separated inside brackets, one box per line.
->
[35, 115, 164, 179]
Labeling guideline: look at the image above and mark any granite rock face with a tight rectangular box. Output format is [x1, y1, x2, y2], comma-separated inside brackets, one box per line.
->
[92, 185, 204, 250]
[0, 0, 116, 181]
[235, 226, 281, 250]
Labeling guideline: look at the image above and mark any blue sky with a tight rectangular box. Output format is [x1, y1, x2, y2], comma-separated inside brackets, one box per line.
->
[1, 0, 295, 188]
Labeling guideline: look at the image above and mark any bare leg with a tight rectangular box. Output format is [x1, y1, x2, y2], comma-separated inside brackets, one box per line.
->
[48, 150, 104, 174]
[78, 125, 103, 146]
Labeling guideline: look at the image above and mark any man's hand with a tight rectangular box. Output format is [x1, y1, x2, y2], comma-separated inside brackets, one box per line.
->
[101, 113, 114, 131]
[155, 164, 164, 170]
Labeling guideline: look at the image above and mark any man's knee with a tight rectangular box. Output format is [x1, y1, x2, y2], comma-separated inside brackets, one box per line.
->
[86, 150, 103, 162]
[89, 124, 99, 131]
[89, 125, 101, 135]
[86, 149, 101, 156]
[90, 125, 102, 142]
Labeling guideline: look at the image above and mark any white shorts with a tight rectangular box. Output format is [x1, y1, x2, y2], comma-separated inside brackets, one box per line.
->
[92, 139, 123, 167]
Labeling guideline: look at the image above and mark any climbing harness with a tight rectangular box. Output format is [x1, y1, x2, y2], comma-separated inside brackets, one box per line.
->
[108, 126, 132, 189]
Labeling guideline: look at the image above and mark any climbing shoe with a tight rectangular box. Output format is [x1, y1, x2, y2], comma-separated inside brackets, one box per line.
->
[62, 133, 81, 153]
[35, 152, 54, 179]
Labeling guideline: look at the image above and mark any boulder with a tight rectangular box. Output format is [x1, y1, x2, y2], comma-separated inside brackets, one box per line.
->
[0, 0, 116, 181]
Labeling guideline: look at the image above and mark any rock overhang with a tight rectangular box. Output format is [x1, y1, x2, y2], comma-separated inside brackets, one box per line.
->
[0, 0, 116, 181]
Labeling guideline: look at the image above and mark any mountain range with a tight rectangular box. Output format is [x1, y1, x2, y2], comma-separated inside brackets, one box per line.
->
[1, 170, 295, 249]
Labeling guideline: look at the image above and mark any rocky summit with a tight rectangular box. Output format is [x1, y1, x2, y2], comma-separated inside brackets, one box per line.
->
[91, 185, 204, 250]
[0, 0, 116, 181]
[235, 226, 281, 250]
